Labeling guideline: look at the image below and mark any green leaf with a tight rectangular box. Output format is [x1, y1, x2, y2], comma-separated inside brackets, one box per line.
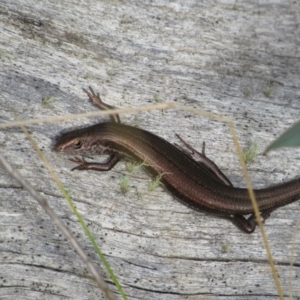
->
[264, 120, 300, 154]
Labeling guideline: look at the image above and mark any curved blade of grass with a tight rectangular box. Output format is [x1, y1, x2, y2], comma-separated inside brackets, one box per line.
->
[22, 126, 128, 300]
[0, 150, 118, 300]
[264, 120, 300, 154]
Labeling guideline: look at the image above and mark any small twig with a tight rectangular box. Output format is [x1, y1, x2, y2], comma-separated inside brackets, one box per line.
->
[0, 153, 117, 300]
[0, 103, 175, 129]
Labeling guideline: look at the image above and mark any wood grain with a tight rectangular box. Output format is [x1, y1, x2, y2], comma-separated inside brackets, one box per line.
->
[1, 1, 300, 299]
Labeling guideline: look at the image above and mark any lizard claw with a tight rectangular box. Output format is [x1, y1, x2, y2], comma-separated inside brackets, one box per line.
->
[69, 157, 88, 171]
[82, 86, 104, 106]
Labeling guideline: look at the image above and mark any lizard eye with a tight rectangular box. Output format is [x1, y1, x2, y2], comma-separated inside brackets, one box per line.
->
[73, 140, 83, 149]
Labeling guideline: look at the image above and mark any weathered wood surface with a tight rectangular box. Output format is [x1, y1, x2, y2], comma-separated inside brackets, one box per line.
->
[1, 1, 300, 299]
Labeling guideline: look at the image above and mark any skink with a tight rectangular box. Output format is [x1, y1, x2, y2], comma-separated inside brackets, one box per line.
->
[54, 87, 300, 233]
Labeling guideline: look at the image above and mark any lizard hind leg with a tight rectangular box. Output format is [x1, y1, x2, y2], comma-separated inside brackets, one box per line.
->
[175, 134, 233, 187]
[229, 210, 273, 233]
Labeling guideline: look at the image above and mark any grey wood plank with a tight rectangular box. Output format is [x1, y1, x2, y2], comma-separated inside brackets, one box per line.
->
[0, 1, 300, 299]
